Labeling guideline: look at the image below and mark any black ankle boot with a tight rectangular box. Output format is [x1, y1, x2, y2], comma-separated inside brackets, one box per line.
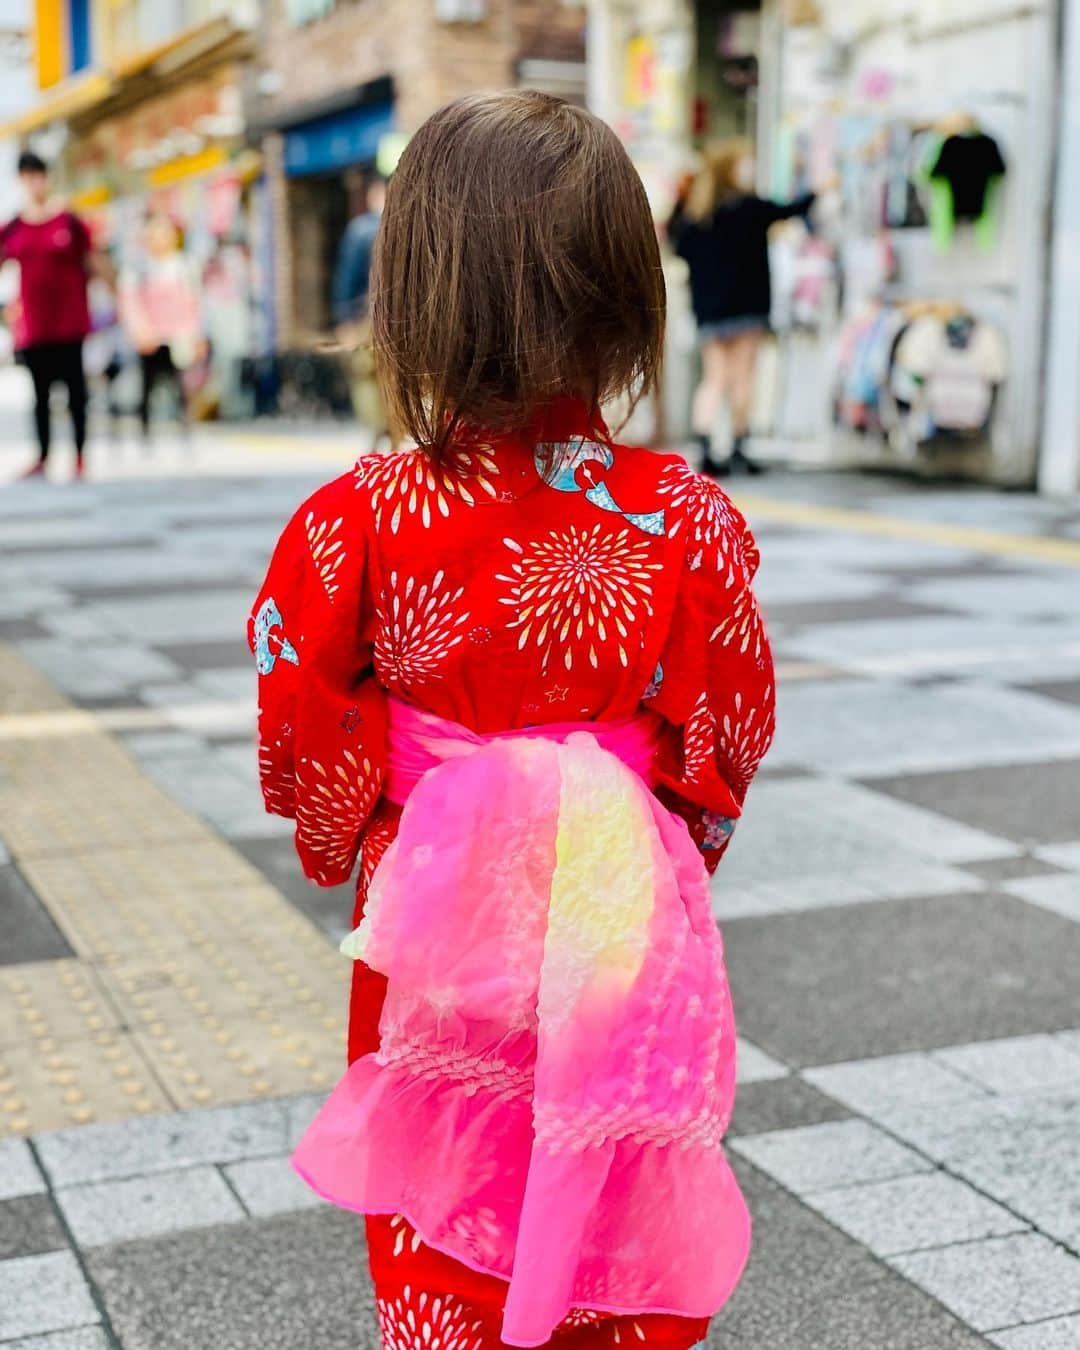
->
[731, 437, 765, 476]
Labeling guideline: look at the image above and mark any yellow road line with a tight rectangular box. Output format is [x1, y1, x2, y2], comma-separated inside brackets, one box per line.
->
[733, 494, 1080, 568]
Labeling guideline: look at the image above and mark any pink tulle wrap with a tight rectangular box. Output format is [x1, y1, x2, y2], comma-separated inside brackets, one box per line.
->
[292, 700, 750, 1347]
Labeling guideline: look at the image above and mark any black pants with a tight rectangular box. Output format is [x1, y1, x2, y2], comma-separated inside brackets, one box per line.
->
[23, 340, 88, 461]
[139, 345, 187, 433]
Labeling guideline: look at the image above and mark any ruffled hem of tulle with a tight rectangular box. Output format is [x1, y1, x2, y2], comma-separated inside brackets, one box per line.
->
[290, 1057, 750, 1348]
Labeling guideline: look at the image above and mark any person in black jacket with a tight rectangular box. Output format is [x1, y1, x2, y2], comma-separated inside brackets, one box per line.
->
[669, 138, 815, 476]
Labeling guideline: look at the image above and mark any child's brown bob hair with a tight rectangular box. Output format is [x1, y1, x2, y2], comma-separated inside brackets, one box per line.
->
[371, 90, 665, 455]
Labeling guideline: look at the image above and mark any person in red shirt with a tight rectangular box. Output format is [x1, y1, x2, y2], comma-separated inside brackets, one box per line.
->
[0, 152, 93, 479]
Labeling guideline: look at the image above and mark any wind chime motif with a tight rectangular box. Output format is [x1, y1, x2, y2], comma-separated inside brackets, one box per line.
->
[534, 438, 667, 537]
[252, 597, 299, 675]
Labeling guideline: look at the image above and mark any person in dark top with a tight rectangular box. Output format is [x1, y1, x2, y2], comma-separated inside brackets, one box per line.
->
[0, 152, 95, 480]
[669, 138, 815, 476]
[332, 176, 386, 331]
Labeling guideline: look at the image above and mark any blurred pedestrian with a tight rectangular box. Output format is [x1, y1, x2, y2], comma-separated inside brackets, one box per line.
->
[332, 176, 385, 335]
[669, 137, 816, 476]
[0, 152, 93, 480]
[119, 212, 203, 441]
[332, 177, 388, 441]
[253, 92, 774, 1349]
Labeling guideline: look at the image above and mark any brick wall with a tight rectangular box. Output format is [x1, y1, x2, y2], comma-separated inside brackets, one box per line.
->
[258, 0, 585, 131]
[258, 0, 586, 347]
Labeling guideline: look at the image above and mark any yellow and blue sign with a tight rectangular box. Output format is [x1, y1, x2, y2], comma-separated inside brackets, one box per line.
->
[34, 0, 92, 89]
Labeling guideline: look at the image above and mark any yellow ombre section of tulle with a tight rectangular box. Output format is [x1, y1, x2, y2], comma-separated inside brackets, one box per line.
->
[539, 740, 656, 1025]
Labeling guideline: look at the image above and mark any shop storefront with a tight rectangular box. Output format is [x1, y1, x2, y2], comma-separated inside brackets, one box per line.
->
[757, 0, 1060, 486]
[60, 59, 261, 419]
[589, 0, 1065, 488]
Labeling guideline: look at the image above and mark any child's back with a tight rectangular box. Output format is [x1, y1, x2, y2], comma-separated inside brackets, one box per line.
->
[251, 90, 773, 1350]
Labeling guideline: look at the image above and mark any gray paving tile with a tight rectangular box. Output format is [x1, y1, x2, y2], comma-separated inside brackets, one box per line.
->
[223, 1156, 325, 1218]
[785, 614, 1080, 679]
[56, 1167, 244, 1248]
[232, 838, 354, 945]
[86, 1207, 375, 1350]
[992, 1315, 1080, 1348]
[771, 680, 1080, 777]
[932, 1034, 1080, 1095]
[891, 1233, 1080, 1333]
[119, 730, 208, 759]
[736, 1039, 789, 1085]
[704, 1159, 986, 1349]
[909, 573, 1080, 620]
[93, 592, 255, 643]
[0, 1195, 67, 1261]
[866, 758, 1080, 847]
[0, 1140, 47, 1200]
[730, 1120, 932, 1195]
[0, 865, 75, 965]
[803, 1052, 990, 1117]
[191, 668, 255, 702]
[805, 1172, 1027, 1256]
[963, 855, 1069, 884]
[764, 595, 955, 627]
[1022, 678, 1080, 710]
[729, 1078, 852, 1138]
[1036, 843, 1080, 870]
[15, 639, 180, 698]
[727, 894, 1080, 1067]
[874, 1090, 1080, 1248]
[1003, 874, 1080, 922]
[156, 639, 250, 673]
[752, 564, 887, 606]
[2, 1331, 110, 1350]
[35, 1099, 297, 1187]
[282, 1094, 327, 1152]
[715, 864, 982, 920]
[714, 776, 1012, 919]
[0, 586, 72, 619]
[0, 617, 51, 641]
[0, 1251, 99, 1341]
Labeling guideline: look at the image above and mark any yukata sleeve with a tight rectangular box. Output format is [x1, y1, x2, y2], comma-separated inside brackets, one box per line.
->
[648, 474, 775, 871]
[248, 474, 386, 886]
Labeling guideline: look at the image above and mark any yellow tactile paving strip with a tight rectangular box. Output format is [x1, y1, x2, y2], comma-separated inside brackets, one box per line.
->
[0, 644, 350, 1137]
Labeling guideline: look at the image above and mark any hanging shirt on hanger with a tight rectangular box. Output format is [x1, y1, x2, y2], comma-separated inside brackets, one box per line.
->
[925, 131, 1006, 251]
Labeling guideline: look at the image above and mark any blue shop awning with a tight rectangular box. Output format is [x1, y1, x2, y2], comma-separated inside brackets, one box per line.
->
[283, 101, 396, 177]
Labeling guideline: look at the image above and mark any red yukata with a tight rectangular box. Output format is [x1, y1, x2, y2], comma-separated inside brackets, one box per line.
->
[250, 398, 775, 1349]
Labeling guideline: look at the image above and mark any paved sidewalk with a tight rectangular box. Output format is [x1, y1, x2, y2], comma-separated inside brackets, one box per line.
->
[1, 430, 1080, 1347]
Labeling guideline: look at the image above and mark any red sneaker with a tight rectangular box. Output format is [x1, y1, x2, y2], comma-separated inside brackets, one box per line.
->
[73, 458, 86, 482]
[18, 460, 46, 480]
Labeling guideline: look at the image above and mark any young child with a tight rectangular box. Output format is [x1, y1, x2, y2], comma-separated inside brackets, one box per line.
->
[251, 91, 774, 1350]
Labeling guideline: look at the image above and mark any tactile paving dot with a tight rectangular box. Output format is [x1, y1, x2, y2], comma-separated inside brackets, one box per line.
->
[0, 1032, 170, 1136]
[136, 1004, 347, 1111]
[0, 731, 206, 859]
[0, 960, 121, 1051]
[99, 939, 348, 1031]
[0, 642, 355, 1131]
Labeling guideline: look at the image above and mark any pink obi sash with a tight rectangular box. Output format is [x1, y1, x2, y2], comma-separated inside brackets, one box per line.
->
[292, 698, 750, 1347]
